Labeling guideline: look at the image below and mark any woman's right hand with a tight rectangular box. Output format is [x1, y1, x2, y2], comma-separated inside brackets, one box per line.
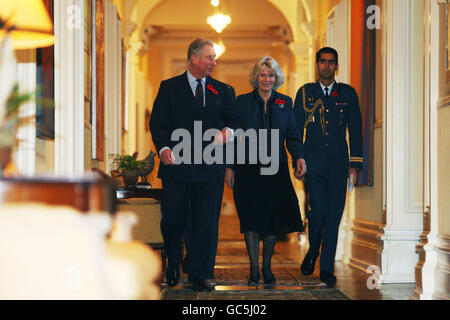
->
[225, 168, 235, 188]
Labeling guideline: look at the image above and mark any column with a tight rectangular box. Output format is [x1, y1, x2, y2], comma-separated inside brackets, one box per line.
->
[380, 0, 424, 283]
[289, 40, 314, 91]
[54, 0, 85, 175]
[104, 0, 122, 174]
[13, 50, 37, 176]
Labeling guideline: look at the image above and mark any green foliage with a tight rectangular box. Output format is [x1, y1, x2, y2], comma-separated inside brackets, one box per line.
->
[111, 153, 150, 174]
[6, 84, 34, 119]
[0, 84, 35, 147]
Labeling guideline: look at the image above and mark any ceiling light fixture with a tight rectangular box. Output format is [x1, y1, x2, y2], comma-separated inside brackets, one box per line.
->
[210, 0, 220, 7]
[213, 40, 225, 59]
[206, 13, 231, 34]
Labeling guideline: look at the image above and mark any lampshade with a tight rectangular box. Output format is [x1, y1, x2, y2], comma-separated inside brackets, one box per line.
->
[0, 0, 54, 49]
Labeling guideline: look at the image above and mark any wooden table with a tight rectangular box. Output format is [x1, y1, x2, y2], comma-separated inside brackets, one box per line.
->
[116, 187, 166, 270]
[0, 176, 115, 213]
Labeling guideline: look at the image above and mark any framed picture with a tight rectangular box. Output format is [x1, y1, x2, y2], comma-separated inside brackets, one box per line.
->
[94, 0, 105, 160]
[446, 0, 450, 70]
[351, 0, 376, 186]
[84, 0, 92, 124]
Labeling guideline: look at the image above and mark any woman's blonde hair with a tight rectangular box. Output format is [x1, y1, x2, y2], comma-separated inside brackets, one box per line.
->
[248, 56, 285, 90]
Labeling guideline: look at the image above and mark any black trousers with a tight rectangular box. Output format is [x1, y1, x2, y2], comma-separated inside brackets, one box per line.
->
[305, 173, 347, 273]
[161, 179, 217, 281]
[183, 176, 224, 276]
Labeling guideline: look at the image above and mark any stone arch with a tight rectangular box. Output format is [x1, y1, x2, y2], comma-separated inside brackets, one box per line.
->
[131, 0, 305, 44]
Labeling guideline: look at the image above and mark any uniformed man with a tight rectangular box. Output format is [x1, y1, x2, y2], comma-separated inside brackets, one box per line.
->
[293, 47, 363, 286]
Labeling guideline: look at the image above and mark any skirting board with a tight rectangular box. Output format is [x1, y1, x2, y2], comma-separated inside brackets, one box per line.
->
[377, 228, 422, 283]
[348, 219, 383, 273]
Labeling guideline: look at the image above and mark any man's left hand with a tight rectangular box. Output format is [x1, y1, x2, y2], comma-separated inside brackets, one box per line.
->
[214, 128, 232, 145]
[294, 158, 307, 181]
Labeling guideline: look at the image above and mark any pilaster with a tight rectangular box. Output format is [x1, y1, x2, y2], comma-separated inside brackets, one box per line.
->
[14, 50, 37, 176]
[380, 0, 423, 283]
[54, 0, 85, 175]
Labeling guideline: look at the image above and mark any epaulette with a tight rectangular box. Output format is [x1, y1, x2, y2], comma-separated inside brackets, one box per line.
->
[336, 82, 354, 91]
[301, 82, 315, 89]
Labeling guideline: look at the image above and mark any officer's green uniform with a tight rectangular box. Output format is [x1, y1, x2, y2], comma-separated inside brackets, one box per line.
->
[293, 81, 363, 273]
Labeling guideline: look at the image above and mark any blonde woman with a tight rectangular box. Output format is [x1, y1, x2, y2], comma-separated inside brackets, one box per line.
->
[225, 57, 306, 286]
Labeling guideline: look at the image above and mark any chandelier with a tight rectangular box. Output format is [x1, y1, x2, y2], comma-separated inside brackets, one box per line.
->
[213, 40, 226, 59]
[207, 12, 231, 34]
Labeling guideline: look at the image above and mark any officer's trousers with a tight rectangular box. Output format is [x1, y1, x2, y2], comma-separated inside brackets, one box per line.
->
[305, 173, 347, 273]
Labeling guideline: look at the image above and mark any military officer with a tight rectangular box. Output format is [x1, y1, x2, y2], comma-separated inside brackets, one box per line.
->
[293, 47, 363, 286]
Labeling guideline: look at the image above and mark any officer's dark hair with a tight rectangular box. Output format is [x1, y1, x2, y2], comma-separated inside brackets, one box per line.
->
[316, 47, 338, 64]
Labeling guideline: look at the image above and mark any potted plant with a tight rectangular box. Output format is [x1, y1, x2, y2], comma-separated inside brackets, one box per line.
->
[110, 152, 153, 187]
[0, 30, 37, 175]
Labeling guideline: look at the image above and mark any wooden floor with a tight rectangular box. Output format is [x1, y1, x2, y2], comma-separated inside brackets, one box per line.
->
[159, 212, 416, 300]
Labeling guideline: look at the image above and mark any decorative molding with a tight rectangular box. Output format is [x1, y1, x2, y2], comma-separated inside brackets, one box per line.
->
[434, 234, 450, 299]
[378, 227, 422, 283]
[123, 20, 137, 49]
[413, 226, 440, 299]
[348, 219, 384, 272]
[374, 120, 383, 129]
[436, 95, 450, 109]
[300, 21, 316, 43]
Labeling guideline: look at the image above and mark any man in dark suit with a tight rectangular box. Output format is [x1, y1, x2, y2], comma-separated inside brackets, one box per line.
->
[150, 39, 239, 292]
[293, 47, 363, 286]
[182, 174, 224, 281]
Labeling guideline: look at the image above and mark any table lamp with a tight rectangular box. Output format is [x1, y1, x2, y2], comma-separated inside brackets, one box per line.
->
[0, 0, 54, 50]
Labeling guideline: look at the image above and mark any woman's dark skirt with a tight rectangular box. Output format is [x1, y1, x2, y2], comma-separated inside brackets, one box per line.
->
[233, 161, 304, 236]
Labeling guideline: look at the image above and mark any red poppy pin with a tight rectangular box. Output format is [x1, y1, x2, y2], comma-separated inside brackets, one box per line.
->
[275, 99, 287, 108]
[207, 84, 218, 95]
[331, 91, 338, 97]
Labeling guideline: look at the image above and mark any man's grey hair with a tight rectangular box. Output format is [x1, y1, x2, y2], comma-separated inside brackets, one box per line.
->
[249, 56, 285, 90]
[187, 38, 214, 62]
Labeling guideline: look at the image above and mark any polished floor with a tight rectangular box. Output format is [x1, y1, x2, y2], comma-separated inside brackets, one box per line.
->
[159, 212, 416, 300]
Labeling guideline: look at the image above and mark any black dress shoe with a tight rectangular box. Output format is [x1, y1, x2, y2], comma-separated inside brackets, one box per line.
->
[192, 279, 214, 292]
[188, 273, 214, 283]
[247, 272, 260, 286]
[320, 270, 337, 286]
[300, 253, 316, 276]
[205, 272, 215, 280]
[262, 268, 276, 285]
[165, 267, 180, 287]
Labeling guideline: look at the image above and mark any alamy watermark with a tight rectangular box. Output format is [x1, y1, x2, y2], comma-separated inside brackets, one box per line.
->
[65, 4, 381, 31]
[366, 265, 381, 289]
[170, 121, 280, 176]
[66, 5, 82, 30]
[66, 265, 81, 291]
[367, 5, 381, 30]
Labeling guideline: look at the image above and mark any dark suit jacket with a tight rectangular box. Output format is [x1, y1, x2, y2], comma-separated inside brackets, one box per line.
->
[293, 81, 363, 177]
[150, 72, 239, 182]
[232, 90, 303, 168]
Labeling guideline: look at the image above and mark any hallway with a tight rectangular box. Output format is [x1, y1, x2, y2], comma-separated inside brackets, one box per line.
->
[160, 212, 416, 300]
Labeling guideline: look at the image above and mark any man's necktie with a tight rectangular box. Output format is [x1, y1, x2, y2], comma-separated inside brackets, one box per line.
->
[325, 87, 329, 99]
[195, 79, 203, 108]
